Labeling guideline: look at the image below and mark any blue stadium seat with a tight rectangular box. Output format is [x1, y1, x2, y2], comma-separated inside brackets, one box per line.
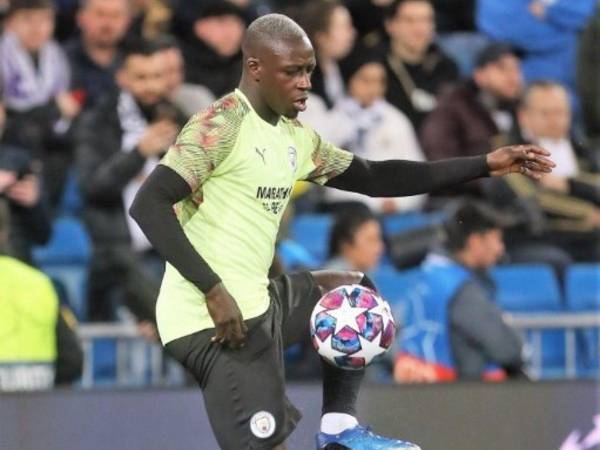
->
[290, 214, 333, 265]
[566, 264, 600, 311]
[491, 265, 562, 312]
[372, 266, 420, 326]
[277, 239, 319, 270]
[33, 216, 91, 265]
[33, 217, 91, 319]
[58, 168, 84, 216]
[381, 211, 446, 236]
[492, 265, 564, 376]
[565, 264, 600, 376]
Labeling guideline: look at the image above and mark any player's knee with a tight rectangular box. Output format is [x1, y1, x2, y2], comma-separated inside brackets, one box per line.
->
[311, 270, 364, 292]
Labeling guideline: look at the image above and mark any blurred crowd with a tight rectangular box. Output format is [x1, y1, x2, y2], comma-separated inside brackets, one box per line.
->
[0, 0, 599, 390]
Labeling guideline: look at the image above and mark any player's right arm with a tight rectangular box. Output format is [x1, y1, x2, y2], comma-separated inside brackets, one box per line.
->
[130, 166, 247, 348]
[129, 99, 249, 348]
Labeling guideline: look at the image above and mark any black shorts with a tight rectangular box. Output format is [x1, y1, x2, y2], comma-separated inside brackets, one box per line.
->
[165, 271, 322, 450]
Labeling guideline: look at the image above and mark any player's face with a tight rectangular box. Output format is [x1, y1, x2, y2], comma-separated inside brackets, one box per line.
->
[259, 38, 316, 119]
[7, 8, 55, 52]
[348, 62, 387, 108]
[520, 87, 571, 140]
[343, 219, 384, 272]
[117, 54, 167, 106]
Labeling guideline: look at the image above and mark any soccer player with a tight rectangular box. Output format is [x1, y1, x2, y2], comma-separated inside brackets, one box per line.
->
[130, 14, 554, 450]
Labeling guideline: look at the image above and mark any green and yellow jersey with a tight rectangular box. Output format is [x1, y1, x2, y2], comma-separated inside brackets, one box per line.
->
[157, 89, 353, 344]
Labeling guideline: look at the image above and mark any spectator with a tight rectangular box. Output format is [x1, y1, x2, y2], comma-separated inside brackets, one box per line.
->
[344, 0, 392, 47]
[65, 0, 131, 111]
[299, 0, 356, 108]
[394, 200, 525, 382]
[181, 2, 247, 98]
[75, 39, 185, 323]
[382, 0, 459, 131]
[128, 0, 172, 40]
[0, 146, 50, 264]
[476, 0, 596, 102]
[302, 51, 427, 214]
[420, 43, 522, 168]
[325, 207, 384, 273]
[486, 82, 600, 263]
[518, 82, 599, 204]
[0, 199, 83, 391]
[578, 6, 600, 148]
[157, 36, 214, 118]
[0, 0, 81, 206]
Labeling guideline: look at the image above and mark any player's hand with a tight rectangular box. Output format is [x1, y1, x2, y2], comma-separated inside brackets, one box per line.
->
[486, 144, 555, 181]
[205, 283, 248, 349]
[137, 120, 179, 157]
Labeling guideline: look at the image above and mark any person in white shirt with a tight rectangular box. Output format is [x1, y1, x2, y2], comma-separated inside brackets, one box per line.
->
[302, 52, 427, 214]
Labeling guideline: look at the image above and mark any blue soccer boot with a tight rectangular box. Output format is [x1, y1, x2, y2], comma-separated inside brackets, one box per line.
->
[316, 424, 421, 450]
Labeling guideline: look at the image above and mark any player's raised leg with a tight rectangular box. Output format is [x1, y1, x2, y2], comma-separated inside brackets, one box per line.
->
[270, 270, 421, 449]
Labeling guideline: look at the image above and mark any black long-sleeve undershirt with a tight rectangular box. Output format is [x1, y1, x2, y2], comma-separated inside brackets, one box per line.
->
[129, 165, 222, 294]
[130, 156, 489, 294]
[325, 155, 489, 195]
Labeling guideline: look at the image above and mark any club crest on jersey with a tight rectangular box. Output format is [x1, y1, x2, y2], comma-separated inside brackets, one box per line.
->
[288, 146, 297, 173]
[250, 411, 276, 439]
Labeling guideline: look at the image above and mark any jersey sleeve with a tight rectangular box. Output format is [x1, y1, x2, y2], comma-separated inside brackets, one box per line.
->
[160, 94, 247, 192]
[297, 126, 354, 185]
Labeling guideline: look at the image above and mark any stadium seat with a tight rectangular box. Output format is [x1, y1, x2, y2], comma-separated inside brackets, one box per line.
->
[58, 168, 84, 216]
[33, 216, 91, 265]
[565, 264, 600, 311]
[277, 239, 319, 270]
[381, 211, 446, 236]
[33, 217, 92, 320]
[372, 266, 420, 325]
[565, 264, 600, 376]
[491, 265, 562, 312]
[492, 265, 564, 376]
[290, 214, 333, 265]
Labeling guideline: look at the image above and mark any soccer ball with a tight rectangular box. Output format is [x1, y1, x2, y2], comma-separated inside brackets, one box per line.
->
[310, 284, 396, 370]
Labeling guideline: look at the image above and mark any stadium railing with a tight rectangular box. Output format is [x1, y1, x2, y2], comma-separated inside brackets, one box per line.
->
[505, 312, 600, 380]
[76, 312, 600, 388]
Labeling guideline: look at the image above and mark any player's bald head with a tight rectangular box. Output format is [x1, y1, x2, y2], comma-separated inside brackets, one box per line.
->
[242, 13, 311, 58]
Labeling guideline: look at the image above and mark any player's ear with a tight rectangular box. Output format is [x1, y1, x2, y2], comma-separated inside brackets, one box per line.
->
[246, 57, 261, 82]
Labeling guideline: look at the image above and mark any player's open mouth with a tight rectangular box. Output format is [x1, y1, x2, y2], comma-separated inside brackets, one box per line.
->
[294, 98, 307, 111]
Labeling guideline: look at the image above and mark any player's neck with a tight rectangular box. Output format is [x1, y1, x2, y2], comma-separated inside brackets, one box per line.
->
[238, 81, 280, 125]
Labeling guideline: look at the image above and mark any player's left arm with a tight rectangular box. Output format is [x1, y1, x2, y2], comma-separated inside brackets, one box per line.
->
[325, 145, 555, 197]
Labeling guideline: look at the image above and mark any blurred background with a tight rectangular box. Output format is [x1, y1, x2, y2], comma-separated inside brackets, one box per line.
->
[0, 0, 598, 449]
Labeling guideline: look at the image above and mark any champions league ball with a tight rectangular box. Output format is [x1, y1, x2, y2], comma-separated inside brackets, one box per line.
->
[310, 284, 396, 370]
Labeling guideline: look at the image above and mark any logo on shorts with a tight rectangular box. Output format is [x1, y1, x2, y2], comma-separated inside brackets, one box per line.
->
[250, 411, 276, 439]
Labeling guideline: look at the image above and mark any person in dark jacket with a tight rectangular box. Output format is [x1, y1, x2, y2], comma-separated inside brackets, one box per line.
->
[381, 0, 459, 131]
[420, 43, 522, 163]
[180, 2, 247, 98]
[65, 0, 132, 111]
[75, 39, 185, 324]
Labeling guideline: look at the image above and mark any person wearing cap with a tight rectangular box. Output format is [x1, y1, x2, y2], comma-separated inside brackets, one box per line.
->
[419, 43, 523, 190]
[180, 1, 248, 98]
[394, 200, 526, 383]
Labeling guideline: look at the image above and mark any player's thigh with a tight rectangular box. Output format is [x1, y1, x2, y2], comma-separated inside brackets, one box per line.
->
[202, 318, 301, 450]
[167, 310, 301, 450]
[270, 270, 365, 348]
